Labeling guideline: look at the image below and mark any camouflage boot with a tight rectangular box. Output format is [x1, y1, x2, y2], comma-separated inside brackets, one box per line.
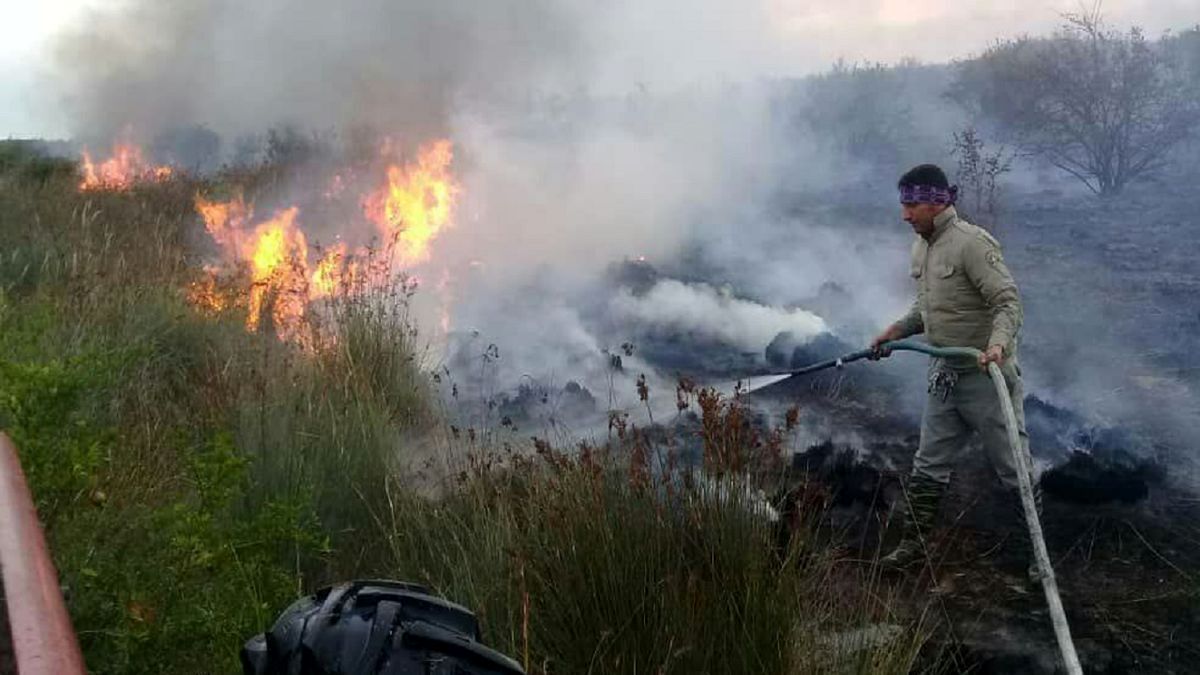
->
[882, 475, 947, 569]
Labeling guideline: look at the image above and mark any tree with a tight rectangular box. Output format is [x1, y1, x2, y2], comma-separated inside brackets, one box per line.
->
[953, 14, 1200, 195]
[950, 127, 1013, 224]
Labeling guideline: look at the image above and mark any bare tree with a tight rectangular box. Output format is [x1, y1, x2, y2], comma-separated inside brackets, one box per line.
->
[953, 13, 1200, 195]
[951, 127, 1013, 224]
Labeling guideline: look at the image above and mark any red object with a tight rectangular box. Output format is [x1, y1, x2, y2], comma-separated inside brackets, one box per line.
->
[0, 433, 86, 674]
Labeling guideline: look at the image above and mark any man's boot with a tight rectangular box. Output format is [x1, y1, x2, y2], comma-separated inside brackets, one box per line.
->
[882, 475, 947, 569]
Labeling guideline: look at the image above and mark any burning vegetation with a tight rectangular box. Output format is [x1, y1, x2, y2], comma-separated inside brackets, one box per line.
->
[363, 139, 460, 267]
[189, 139, 461, 342]
[77, 140, 173, 191]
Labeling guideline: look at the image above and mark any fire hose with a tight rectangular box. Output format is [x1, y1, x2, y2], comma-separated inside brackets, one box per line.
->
[776, 338, 1083, 675]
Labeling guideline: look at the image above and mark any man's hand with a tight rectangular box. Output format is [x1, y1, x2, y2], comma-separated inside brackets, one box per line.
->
[870, 325, 901, 360]
[978, 344, 1004, 368]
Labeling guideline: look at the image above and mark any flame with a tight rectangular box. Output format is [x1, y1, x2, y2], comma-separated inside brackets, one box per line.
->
[195, 192, 311, 336]
[245, 208, 308, 334]
[365, 140, 460, 266]
[310, 243, 348, 298]
[187, 268, 229, 314]
[195, 192, 252, 250]
[79, 142, 173, 191]
[190, 138, 461, 343]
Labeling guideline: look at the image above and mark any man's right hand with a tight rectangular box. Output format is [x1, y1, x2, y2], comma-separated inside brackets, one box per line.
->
[869, 325, 901, 360]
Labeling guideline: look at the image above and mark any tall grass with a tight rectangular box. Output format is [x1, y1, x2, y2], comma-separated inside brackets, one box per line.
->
[0, 141, 937, 674]
[378, 447, 932, 674]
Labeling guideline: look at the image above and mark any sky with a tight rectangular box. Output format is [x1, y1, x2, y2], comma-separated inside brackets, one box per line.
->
[1, 0, 1195, 138]
[0, 0, 99, 138]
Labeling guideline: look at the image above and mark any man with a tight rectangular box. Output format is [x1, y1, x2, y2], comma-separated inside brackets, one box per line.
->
[872, 164, 1039, 580]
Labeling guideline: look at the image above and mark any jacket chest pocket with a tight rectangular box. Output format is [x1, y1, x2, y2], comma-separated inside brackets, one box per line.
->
[928, 263, 967, 304]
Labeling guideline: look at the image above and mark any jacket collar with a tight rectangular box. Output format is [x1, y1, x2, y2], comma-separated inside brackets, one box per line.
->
[928, 205, 958, 244]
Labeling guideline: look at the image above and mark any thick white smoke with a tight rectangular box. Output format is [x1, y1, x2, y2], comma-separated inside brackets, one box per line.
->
[610, 280, 827, 353]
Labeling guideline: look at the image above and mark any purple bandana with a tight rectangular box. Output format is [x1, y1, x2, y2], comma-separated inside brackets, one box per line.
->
[899, 184, 958, 205]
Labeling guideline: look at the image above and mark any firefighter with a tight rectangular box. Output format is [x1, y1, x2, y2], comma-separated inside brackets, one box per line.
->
[871, 164, 1040, 580]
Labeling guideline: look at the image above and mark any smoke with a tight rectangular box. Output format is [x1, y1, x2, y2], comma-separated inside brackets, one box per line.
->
[50, 0, 590, 142]
[42, 0, 1200, 473]
[24, 2, 929, 429]
[610, 280, 827, 353]
[45, 0, 921, 425]
[41, 1, 1200, 144]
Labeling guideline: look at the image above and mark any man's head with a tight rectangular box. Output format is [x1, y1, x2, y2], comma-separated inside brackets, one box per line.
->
[898, 164, 956, 238]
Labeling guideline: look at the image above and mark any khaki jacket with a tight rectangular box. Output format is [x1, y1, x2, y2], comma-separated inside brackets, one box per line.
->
[894, 206, 1022, 364]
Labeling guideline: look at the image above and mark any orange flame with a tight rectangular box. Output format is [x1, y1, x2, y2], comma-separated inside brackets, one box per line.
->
[195, 192, 252, 250]
[187, 267, 229, 315]
[194, 192, 311, 336]
[310, 243, 348, 298]
[79, 142, 173, 191]
[365, 139, 460, 266]
[191, 138, 461, 343]
[244, 207, 307, 334]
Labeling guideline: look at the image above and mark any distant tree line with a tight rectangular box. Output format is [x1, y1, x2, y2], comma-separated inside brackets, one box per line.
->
[791, 15, 1200, 197]
[954, 13, 1200, 196]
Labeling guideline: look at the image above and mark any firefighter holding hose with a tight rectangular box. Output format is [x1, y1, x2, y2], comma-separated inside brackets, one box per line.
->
[871, 164, 1041, 581]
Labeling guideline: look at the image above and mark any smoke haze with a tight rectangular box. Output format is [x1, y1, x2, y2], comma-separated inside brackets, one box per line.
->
[47, 0, 910, 417]
[51, 0, 588, 141]
[45, 0, 1200, 462]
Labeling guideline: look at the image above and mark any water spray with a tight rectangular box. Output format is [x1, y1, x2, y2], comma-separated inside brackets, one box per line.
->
[766, 338, 1083, 675]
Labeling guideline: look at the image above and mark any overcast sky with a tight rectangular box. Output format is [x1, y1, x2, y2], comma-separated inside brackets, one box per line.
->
[1, 0, 1195, 139]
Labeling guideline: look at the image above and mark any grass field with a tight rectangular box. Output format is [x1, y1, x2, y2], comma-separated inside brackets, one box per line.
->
[0, 141, 937, 674]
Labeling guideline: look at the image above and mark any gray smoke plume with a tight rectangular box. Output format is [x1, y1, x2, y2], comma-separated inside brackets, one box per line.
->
[43, 0, 1200, 474]
[48, 0, 907, 417]
[51, 0, 589, 142]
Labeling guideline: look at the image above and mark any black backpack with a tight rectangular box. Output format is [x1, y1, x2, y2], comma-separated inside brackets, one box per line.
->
[241, 580, 525, 675]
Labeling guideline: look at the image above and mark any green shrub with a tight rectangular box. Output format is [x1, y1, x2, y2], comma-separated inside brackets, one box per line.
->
[0, 352, 120, 521]
[52, 433, 327, 675]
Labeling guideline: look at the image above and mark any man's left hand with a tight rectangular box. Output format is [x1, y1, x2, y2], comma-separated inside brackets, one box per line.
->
[978, 344, 1004, 368]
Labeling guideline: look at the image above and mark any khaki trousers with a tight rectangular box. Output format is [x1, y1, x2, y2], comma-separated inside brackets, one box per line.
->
[912, 357, 1032, 490]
